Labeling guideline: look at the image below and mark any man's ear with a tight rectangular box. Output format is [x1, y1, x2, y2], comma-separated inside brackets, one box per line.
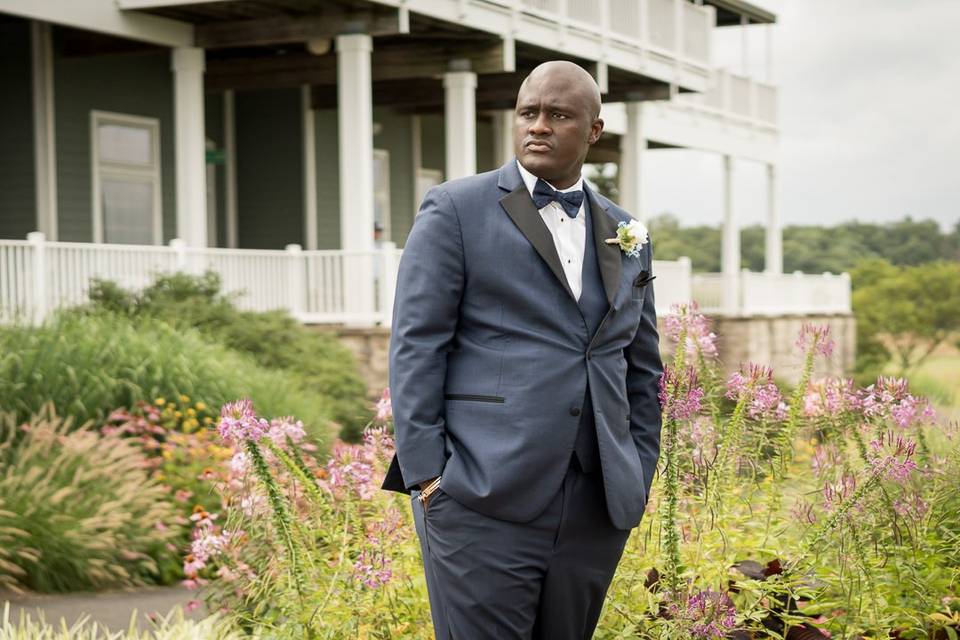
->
[588, 118, 604, 145]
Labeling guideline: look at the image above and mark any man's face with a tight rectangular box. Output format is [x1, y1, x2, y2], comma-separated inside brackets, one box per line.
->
[512, 72, 602, 189]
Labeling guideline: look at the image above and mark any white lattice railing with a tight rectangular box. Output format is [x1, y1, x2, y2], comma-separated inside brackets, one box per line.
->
[677, 68, 778, 127]
[693, 270, 852, 316]
[499, 0, 712, 68]
[1, 234, 850, 326]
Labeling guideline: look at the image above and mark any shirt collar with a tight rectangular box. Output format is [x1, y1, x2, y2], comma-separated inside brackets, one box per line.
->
[515, 158, 584, 198]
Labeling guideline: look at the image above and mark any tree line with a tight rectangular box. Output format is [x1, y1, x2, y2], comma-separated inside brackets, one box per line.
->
[646, 213, 960, 274]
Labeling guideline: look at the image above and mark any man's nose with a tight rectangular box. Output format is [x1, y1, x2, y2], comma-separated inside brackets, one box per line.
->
[528, 111, 552, 135]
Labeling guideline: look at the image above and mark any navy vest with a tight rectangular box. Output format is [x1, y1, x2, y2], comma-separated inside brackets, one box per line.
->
[571, 195, 609, 473]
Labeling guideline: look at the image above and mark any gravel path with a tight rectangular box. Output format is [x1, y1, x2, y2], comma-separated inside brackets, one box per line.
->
[1, 585, 207, 634]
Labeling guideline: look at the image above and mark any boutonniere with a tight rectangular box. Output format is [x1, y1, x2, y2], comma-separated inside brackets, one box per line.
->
[604, 219, 648, 258]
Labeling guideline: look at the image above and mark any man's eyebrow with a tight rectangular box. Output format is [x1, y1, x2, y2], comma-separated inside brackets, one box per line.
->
[516, 99, 577, 112]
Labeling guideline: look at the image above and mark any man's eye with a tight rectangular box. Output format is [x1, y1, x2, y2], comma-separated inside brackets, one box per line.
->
[552, 113, 568, 119]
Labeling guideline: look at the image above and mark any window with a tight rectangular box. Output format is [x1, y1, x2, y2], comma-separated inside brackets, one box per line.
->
[373, 149, 391, 243]
[91, 111, 162, 245]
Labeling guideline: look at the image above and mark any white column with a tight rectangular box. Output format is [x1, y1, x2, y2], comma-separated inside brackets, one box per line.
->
[721, 154, 740, 314]
[491, 109, 515, 167]
[336, 34, 376, 323]
[223, 89, 238, 249]
[619, 101, 645, 221]
[31, 22, 57, 240]
[764, 163, 782, 274]
[443, 67, 477, 180]
[301, 85, 318, 251]
[171, 47, 207, 248]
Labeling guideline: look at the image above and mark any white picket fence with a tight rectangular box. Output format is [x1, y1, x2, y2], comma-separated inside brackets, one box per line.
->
[0, 233, 850, 327]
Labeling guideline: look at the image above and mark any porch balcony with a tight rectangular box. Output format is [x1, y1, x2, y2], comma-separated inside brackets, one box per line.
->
[0, 233, 852, 328]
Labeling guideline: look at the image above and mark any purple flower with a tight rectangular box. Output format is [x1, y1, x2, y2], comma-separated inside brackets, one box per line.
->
[267, 415, 306, 446]
[796, 323, 835, 358]
[868, 430, 918, 483]
[822, 473, 856, 512]
[725, 364, 782, 420]
[893, 493, 929, 521]
[352, 548, 393, 589]
[665, 302, 719, 360]
[659, 366, 704, 422]
[374, 387, 393, 422]
[217, 399, 270, 443]
[668, 589, 738, 638]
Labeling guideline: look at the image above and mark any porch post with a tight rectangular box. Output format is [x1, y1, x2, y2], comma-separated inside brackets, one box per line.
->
[619, 101, 645, 221]
[491, 109, 515, 167]
[171, 47, 207, 248]
[764, 163, 783, 274]
[31, 22, 57, 240]
[443, 64, 477, 180]
[302, 85, 318, 251]
[721, 154, 740, 314]
[336, 34, 376, 323]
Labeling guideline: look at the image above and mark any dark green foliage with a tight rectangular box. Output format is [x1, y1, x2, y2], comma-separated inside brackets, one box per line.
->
[82, 270, 370, 441]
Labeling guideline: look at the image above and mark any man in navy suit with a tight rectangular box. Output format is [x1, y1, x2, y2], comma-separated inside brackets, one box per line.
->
[380, 60, 663, 639]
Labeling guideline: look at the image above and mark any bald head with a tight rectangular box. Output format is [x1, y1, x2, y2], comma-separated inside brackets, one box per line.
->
[518, 61, 602, 120]
[512, 60, 604, 189]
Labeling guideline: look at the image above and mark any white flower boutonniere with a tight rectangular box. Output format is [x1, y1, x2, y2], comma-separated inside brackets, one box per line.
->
[604, 219, 649, 258]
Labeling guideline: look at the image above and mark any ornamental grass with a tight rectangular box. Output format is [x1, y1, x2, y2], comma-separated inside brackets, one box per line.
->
[0, 403, 180, 593]
[0, 603, 245, 640]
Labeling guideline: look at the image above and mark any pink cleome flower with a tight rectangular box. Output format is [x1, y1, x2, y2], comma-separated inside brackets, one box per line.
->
[667, 589, 738, 639]
[868, 430, 918, 483]
[796, 323, 835, 358]
[725, 363, 782, 420]
[217, 398, 269, 443]
[659, 365, 704, 422]
[664, 302, 719, 360]
[374, 387, 393, 423]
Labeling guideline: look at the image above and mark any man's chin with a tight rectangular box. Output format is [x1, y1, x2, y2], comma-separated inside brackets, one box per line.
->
[517, 153, 557, 177]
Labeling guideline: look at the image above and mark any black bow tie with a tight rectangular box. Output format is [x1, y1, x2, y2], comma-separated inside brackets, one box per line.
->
[531, 178, 584, 218]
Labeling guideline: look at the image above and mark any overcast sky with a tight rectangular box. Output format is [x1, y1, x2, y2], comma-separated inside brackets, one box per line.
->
[641, 0, 960, 230]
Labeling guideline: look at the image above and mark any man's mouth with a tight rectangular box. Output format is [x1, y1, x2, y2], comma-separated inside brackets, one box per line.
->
[524, 140, 552, 153]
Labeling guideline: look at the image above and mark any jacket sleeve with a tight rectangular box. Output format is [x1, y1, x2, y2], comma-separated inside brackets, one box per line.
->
[624, 239, 664, 503]
[389, 185, 465, 491]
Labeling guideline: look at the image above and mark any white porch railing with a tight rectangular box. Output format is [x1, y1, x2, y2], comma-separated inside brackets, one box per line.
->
[676, 68, 778, 128]
[1, 234, 851, 327]
[693, 270, 852, 317]
[0, 233, 402, 327]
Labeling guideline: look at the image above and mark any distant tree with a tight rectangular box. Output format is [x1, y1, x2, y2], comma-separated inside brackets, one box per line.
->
[852, 259, 960, 376]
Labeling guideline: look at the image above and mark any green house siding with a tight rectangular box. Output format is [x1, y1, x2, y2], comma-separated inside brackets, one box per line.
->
[477, 117, 496, 173]
[0, 19, 36, 240]
[314, 108, 340, 250]
[373, 108, 415, 247]
[204, 91, 227, 248]
[235, 88, 303, 249]
[420, 114, 445, 174]
[54, 45, 175, 243]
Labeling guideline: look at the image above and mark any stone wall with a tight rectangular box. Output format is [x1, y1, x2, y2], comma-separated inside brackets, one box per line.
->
[310, 313, 857, 397]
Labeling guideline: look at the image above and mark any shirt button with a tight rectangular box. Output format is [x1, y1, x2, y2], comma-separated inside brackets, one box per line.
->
[569, 407, 581, 417]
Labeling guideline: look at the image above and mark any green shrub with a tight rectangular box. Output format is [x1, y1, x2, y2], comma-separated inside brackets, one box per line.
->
[0, 311, 336, 447]
[85, 271, 369, 441]
[0, 403, 180, 593]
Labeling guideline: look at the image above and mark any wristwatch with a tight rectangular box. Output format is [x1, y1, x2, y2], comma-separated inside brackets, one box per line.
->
[417, 475, 442, 504]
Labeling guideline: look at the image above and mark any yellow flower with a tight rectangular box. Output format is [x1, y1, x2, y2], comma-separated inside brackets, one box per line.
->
[203, 417, 213, 425]
[186, 408, 196, 417]
[174, 410, 182, 418]
[195, 402, 207, 411]
[154, 397, 166, 406]
[179, 394, 190, 403]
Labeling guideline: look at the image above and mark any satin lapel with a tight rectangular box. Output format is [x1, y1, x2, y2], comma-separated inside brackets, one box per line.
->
[499, 186, 577, 302]
[586, 185, 622, 306]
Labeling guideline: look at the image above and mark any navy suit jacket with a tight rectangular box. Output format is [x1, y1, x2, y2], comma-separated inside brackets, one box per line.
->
[380, 158, 663, 531]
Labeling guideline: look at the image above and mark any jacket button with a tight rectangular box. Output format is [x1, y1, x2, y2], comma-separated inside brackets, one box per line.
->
[569, 407, 581, 417]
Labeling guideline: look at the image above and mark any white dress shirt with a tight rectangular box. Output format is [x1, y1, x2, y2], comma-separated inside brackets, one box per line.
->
[515, 159, 586, 301]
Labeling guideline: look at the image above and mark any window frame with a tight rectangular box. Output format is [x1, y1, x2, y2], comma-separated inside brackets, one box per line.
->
[90, 110, 163, 245]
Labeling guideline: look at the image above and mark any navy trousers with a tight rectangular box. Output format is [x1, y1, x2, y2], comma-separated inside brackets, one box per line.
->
[410, 454, 632, 639]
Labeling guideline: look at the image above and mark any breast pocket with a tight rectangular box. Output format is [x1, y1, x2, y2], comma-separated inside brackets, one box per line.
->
[630, 271, 655, 301]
